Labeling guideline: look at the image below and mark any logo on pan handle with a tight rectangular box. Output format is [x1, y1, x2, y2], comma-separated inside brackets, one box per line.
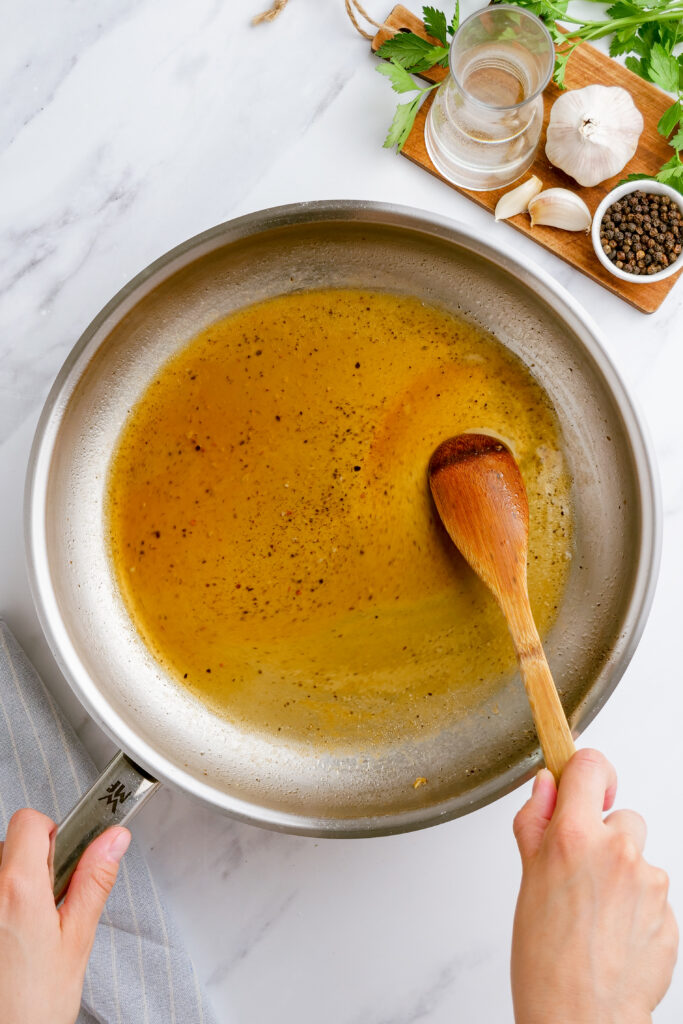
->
[98, 780, 132, 814]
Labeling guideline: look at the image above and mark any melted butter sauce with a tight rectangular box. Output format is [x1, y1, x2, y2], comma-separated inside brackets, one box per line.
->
[107, 289, 573, 750]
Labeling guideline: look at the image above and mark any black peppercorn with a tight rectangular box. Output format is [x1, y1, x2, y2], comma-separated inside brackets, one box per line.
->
[599, 190, 682, 277]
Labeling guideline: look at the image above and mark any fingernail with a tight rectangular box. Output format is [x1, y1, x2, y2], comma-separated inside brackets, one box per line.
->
[105, 828, 131, 864]
[532, 769, 552, 794]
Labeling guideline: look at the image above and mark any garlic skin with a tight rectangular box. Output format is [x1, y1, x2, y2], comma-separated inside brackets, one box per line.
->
[494, 175, 543, 221]
[545, 85, 643, 187]
[528, 189, 592, 232]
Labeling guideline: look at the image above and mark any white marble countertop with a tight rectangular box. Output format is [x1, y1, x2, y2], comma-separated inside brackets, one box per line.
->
[3, 1, 683, 1020]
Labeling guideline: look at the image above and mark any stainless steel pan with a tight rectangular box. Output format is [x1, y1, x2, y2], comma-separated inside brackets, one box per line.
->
[24, 202, 660, 897]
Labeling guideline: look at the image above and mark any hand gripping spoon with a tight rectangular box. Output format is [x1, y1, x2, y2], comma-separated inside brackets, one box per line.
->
[428, 433, 575, 782]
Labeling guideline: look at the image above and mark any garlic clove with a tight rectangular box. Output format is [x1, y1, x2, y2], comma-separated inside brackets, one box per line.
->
[528, 189, 592, 232]
[494, 175, 543, 221]
[545, 85, 644, 187]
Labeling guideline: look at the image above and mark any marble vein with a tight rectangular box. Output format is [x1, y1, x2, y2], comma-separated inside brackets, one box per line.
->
[205, 890, 299, 987]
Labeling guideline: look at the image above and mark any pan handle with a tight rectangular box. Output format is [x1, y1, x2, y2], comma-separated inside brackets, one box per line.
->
[52, 750, 159, 903]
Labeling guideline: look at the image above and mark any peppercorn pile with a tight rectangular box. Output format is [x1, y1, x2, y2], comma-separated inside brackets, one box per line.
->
[599, 190, 682, 276]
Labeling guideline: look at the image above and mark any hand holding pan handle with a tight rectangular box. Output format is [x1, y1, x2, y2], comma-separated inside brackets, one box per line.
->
[52, 751, 159, 903]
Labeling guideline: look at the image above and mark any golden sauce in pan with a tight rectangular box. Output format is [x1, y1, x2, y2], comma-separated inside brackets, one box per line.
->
[107, 290, 573, 749]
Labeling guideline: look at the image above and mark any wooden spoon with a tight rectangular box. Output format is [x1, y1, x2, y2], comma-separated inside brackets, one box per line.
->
[428, 433, 575, 782]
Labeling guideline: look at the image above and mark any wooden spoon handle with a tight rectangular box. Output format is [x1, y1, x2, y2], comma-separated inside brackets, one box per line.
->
[503, 595, 575, 783]
[518, 646, 576, 783]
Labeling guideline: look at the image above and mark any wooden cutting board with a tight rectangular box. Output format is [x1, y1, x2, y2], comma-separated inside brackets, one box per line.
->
[372, 6, 682, 314]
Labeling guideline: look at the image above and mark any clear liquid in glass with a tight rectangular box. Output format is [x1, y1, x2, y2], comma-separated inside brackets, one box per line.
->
[425, 7, 554, 191]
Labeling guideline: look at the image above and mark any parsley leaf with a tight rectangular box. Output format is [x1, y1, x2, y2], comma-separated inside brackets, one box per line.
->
[658, 101, 683, 139]
[423, 5, 448, 45]
[657, 21, 681, 54]
[377, 33, 448, 71]
[607, 0, 670, 14]
[648, 42, 680, 93]
[554, 48, 575, 89]
[670, 128, 683, 152]
[545, 20, 567, 45]
[659, 174, 683, 198]
[606, 0, 641, 18]
[383, 96, 422, 151]
[629, 32, 653, 62]
[625, 55, 649, 81]
[620, 172, 656, 185]
[507, 0, 566, 17]
[375, 60, 420, 94]
[450, 0, 460, 35]
[656, 153, 683, 186]
[609, 27, 639, 57]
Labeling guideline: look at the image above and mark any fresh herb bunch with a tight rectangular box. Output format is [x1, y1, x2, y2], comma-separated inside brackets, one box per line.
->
[493, 0, 683, 193]
[376, 3, 459, 151]
[376, 0, 683, 194]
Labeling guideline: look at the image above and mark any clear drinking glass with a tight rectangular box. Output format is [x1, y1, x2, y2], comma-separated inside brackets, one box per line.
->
[424, 5, 555, 191]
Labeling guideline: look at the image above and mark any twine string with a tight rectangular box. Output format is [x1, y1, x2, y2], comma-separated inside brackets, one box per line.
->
[252, 0, 393, 40]
[252, 0, 288, 25]
[344, 0, 384, 39]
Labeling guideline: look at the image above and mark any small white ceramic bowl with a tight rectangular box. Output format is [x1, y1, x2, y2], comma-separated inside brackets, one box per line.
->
[591, 179, 683, 284]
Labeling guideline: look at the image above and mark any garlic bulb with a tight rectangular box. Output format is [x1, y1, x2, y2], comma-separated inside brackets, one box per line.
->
[494, 175, 543, 221]
[528, 189, 591, 232]
[545, 85, 643, 187]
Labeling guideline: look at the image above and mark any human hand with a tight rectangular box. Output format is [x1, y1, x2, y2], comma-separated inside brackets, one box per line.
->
[511, 749, 677, 1024]
[0, 808, 130, 1024]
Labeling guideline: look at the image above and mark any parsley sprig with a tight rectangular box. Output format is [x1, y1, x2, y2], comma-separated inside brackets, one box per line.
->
[376, 3, 459, 151]
[493, 0, 683, 193]
[375, 0, 683, 193]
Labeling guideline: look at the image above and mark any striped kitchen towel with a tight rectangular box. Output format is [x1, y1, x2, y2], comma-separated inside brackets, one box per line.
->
[0, 619, 217, 1024]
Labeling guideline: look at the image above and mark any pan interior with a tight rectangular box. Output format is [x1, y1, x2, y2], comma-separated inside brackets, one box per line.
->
[40, 218, 643, 828]
[105, 288, 573, 754]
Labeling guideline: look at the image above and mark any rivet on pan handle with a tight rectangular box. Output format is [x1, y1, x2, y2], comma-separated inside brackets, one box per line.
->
[52, 750, 159, 903]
